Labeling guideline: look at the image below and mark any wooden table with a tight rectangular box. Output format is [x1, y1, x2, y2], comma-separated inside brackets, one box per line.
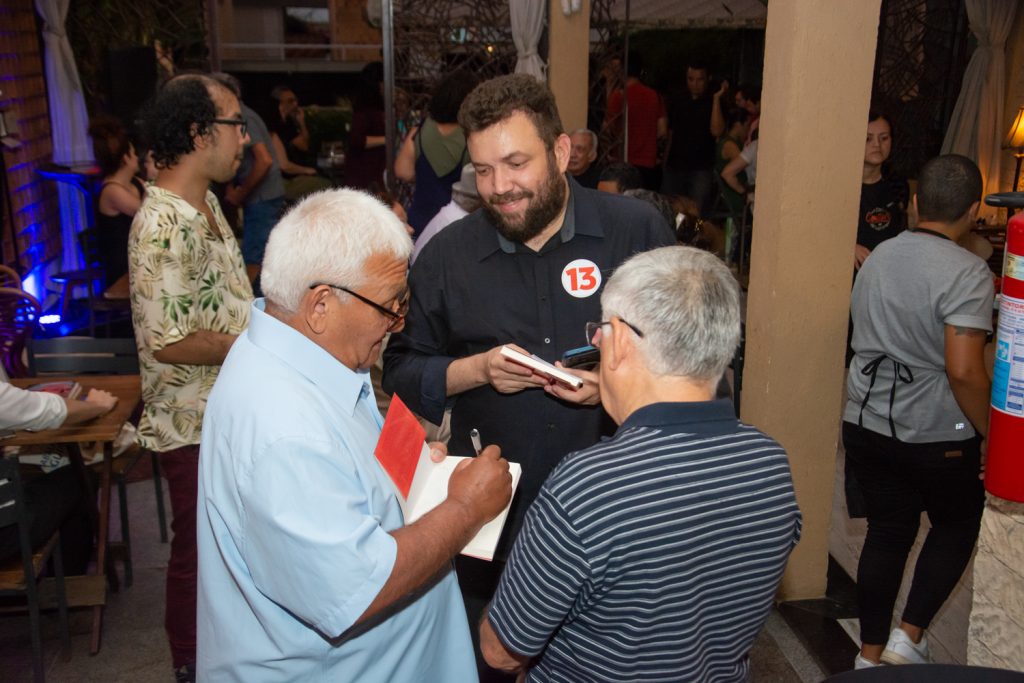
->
[102, 273, 129, 302]
[5, 375, 141, 654]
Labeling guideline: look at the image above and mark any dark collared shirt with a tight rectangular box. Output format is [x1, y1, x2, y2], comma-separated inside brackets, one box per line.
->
[571, 164, 602, 189]
[382, 177, 675, 557]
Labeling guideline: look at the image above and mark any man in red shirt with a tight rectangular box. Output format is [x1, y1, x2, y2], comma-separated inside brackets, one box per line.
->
[602, 54, 667, 190]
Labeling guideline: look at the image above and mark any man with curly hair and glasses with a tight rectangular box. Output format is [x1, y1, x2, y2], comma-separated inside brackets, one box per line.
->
[129, 73, 253, 682]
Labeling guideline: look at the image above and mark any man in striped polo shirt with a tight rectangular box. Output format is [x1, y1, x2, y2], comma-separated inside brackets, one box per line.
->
[480, 245, 802, 682]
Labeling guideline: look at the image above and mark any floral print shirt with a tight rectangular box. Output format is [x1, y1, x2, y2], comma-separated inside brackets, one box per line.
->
[128, 186, 253, 452]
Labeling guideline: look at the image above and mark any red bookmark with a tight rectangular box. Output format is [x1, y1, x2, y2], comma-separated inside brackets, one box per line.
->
[374, 394, 426, 498]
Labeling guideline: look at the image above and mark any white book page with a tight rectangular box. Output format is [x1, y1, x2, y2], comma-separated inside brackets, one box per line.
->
[499, 345, 584, 388]
[405, 455, 522, 561]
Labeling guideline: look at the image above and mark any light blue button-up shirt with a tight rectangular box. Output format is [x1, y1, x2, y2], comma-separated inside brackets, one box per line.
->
[197, 300, 476, 682]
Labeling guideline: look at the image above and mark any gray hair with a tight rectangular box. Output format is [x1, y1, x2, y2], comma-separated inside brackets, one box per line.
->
[601, 246, 740, 380]
[571, 128, 598, 154]
[452, 191, 481, 213]
[261, 189, 413, 314]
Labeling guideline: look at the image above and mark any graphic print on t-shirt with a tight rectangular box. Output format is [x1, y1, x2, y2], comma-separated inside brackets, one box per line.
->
[561, 258, 602, 298]
[865, 205, 893, 232]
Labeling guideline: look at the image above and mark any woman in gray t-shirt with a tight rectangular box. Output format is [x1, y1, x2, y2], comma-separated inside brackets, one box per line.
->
[842, 155, 992, 671]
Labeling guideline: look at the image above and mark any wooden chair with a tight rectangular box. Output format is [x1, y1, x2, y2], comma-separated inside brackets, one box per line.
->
[49, 229, 119, 336]
[26, 337, 169, 587]
[0, 457, 71, 682]
[0, 264, 23, 289]
[0, 286, 42, 378]
[84, 229, 133, 336]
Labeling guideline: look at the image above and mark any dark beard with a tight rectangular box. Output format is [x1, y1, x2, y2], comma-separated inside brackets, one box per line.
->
[483, 166, 568, 244]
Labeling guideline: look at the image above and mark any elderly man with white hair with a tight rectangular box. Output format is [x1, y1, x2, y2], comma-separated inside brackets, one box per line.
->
[196, 189, 512, 681]
[568, 128, 601, 189]
[480, 245, 802, 682]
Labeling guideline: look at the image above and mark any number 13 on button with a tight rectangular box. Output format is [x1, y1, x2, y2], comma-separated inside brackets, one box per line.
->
[561, 258, 602, 298]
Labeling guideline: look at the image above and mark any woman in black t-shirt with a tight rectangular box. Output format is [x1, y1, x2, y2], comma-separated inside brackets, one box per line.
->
[855, 111, 908, 271]
[845, 110, 910, 474]
[89, 117, 146, 285]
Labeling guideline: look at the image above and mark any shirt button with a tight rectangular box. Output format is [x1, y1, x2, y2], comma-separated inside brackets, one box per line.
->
[544, 337, 551, 344]
[547, 423, 556, 431]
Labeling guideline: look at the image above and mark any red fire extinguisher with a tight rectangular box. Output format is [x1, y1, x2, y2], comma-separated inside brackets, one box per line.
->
[985, 192, 1024, 502]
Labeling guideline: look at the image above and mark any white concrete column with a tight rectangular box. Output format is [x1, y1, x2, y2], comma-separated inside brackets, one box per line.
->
[741, 0, 882, 600]
[547, 0, 590, 132]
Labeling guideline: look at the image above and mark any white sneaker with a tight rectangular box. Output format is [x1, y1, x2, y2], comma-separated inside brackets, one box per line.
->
[880, 627, 930, 665]
[854, 654, 881, 669]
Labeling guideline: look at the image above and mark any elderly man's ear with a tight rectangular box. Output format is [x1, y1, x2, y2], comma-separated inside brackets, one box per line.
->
[303, 286, 333, 335]
[604, 318, 633, 372]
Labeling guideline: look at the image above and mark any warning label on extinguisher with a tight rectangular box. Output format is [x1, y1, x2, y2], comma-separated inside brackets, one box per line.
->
[1005, 251, 1022, 280]
[992, 294, 1024, 417]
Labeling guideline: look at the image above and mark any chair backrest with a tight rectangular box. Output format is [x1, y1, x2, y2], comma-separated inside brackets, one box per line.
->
[0, 265, 22, 290]
[77, 228, 102, 270]
[27, 336, 139, 376]
[0, 287, 42, 378]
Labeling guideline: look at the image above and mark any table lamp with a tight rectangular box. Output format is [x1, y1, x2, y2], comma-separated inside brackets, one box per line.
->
[1006, 105, 1024, 194]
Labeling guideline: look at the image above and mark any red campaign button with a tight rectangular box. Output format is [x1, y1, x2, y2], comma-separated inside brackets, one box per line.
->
[561, 259, 602, 298]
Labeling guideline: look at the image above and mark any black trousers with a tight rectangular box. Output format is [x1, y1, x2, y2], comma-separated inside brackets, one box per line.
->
[0, 464, 93, 575]
[842, 423, 984, 645]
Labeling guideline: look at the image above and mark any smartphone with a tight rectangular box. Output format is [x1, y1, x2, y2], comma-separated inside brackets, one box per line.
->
[561, 345, 600, 370]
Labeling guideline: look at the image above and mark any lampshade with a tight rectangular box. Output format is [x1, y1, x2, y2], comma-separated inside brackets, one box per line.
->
[1005, 105, 1024, 149]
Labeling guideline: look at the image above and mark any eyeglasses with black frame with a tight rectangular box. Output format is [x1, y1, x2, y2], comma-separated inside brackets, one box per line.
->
[309, 283, 410, 332]
[212, 117, 248, 137]
[585, 319, 645, 347]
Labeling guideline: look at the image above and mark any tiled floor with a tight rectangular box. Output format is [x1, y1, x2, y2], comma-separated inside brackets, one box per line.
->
[0, 472, 172, 682]
[0, 474, 827, 682]
[778, 557, 862, 678]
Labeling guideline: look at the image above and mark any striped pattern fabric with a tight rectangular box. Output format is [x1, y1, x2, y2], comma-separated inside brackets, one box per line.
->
[488, 401, 802, 683]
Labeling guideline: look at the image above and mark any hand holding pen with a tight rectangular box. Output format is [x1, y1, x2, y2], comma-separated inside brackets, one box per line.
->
[449, 427, 512, 520]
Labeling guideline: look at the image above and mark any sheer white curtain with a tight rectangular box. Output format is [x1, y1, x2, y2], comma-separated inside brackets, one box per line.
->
[35, 0, 93, 274]
[941, 0, 1018, 220]
[510, 0, 547, 81]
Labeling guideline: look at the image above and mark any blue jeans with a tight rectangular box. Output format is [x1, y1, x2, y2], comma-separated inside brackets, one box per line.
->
[241, 197, 285, 265]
